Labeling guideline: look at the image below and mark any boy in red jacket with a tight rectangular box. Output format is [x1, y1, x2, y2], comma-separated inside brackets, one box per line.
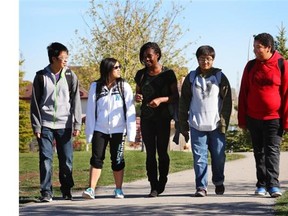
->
[238, 33, 288, 197]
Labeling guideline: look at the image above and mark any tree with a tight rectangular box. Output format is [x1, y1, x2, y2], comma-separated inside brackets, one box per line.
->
[19, 58, 34, 153]
[275, 22, 288, 59]
[70, 0, 192, 90]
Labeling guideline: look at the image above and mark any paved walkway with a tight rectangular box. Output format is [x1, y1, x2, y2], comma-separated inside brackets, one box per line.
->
[19, 152, 288, 215]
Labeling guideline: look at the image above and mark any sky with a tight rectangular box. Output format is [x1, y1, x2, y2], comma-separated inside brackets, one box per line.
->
[19, 0, 288, 91]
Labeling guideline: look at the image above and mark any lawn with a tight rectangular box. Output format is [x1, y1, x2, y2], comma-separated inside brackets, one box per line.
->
[19, 150, 242, 199]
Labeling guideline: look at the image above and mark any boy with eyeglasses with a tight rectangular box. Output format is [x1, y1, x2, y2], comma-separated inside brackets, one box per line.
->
[30, 42, 82, 202]
[179, 45, 232, 197]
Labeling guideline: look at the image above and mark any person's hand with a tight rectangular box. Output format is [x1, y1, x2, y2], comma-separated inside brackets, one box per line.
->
[73, 130, 80, 137]
[35, 132, 41, 139]
[181, 131, 189, 143]
[147, 98, 161, 108]
[135, 94, 143, 103]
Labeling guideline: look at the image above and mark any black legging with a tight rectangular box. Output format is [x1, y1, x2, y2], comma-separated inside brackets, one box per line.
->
[90, 131, 125, 171]
[141, 118, 171, 190]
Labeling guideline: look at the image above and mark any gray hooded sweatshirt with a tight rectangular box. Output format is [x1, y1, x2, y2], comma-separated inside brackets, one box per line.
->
[30, 65, 82, 134]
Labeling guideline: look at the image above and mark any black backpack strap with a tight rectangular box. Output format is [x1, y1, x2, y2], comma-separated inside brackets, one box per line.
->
[246, 59, 256, 73]
[94, 81, 102, 120]
[64, 69, 73, 102]
[36, 70, 45, 101]
[278, 58, 284, 76]
[116, 78, 127, 121]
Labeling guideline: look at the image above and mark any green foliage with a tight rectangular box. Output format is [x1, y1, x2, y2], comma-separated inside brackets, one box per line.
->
[275, 23, 288, 59]
[70, 0, 193, 90]
[19, 59, 34, 153]
[226, 127, 288, 152]
[226, 127, 253, 152]
[275, 190, 288, 215]
[281, 132, 288, 151]
[19, 100, 33, 153]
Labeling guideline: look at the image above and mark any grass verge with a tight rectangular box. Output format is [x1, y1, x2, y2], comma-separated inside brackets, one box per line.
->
[19, 150, 243, 200]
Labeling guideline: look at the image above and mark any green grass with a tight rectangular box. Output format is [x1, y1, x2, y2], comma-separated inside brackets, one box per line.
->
[275, 191, 288, 215]
[19, 149, 243, 199]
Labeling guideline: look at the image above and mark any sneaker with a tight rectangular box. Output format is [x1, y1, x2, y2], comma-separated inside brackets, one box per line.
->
[39, 193, 52, 202]
[158, 179, 167, 195]
[268, 187, 282, 198]
[195, 188, 207, 197]
[148, 190, 158, 198]
[255, 187, 267, 196]
[62, 191, 73, 200]
[82, 187, 95, 199]
[215, 184, 225, 195]
[114, 188, 124, 199]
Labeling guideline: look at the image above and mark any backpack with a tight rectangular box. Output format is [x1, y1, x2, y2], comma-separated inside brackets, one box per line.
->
[36, 69, 73, 101]
[94, 78, 127, 121]
[189, 70, 222, 87]
[246, 58, 284, 75]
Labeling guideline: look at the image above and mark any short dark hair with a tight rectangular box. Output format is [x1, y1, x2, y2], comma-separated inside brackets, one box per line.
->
[99, 57, 119, 84]
[253, 33, 275, 53]
[196, 45, 215, 59]
[139, 42, 162, 64]
[47, 42, 68, 63]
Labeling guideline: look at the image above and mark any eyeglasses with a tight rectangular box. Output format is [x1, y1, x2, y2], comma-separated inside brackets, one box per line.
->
[198, 57, 214, 63]
[57, 56, 69, 61]
[114, 65, 122, 70]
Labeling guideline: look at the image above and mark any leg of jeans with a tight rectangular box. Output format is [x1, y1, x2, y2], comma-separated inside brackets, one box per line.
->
[263, 119, 282, 188]
[247, 117, 266, 188]
[55, 128, 74, 193]
[38, 127, 54, 196]
[190, 127, 208, 189]
[156, 118, 171, 184]
[141, 119, 158, 190]
[208, 129, 226, 186]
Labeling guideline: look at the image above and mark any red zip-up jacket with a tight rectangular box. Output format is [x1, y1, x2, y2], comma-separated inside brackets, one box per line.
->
[238, 51, 288, 130]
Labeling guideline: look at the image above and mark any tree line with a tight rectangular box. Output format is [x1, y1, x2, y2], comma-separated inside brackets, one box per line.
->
[19, 0, 288, 152]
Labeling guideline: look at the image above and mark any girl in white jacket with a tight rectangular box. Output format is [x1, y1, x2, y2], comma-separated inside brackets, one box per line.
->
[82, 58, 136, 199]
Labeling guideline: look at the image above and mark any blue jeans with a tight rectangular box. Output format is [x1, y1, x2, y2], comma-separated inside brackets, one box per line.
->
[190, 127, 226, 190]
[38, 127, 74, 196]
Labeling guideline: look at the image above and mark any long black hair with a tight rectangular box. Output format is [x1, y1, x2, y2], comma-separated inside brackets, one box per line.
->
[98, 57, 118, 84]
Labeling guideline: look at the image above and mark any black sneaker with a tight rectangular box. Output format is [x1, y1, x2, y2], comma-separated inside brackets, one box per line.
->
[148, 190, 158, 198]
[62, 191, 73, 200]
[40, 193, 52, 202]
[157, 180, 167, 195]
[215, 184, 225, 195]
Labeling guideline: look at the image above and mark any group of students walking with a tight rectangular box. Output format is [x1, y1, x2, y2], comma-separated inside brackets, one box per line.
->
[30, 32, 288, 202]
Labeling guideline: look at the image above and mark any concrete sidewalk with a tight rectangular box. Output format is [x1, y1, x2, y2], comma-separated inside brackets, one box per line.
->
[19, 152, 288, 215]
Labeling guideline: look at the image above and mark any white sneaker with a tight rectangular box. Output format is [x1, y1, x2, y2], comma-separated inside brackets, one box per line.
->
[82, 187, 95, 199]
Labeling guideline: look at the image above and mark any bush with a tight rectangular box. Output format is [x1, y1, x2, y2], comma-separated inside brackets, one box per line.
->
[226, 128, 252, 152]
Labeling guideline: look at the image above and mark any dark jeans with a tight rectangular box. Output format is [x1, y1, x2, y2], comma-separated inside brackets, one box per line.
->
[38, 127, 73, 196]
[247, 116, 283, 189]
[90, 131, 125, 171]
[141, 118, 171, 190]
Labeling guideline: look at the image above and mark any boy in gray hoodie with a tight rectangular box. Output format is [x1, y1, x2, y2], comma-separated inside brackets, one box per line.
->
[30, 42, 82, 202]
